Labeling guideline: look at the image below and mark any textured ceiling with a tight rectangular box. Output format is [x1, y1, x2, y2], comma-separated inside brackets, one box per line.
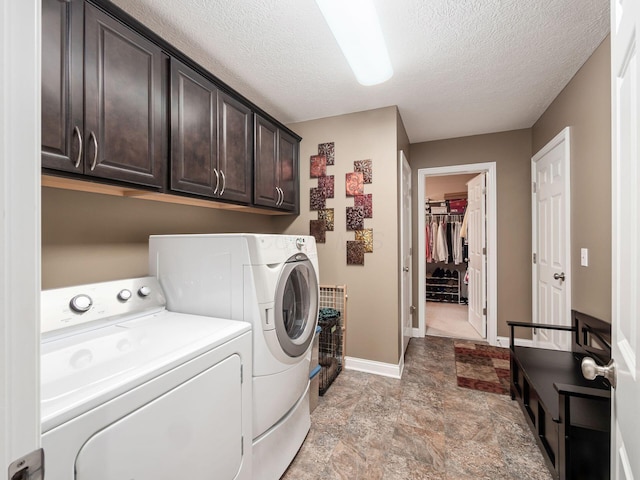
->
[110, 0, 610, 143]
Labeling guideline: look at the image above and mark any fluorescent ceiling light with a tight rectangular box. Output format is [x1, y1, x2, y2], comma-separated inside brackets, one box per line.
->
[315, 0, 393, 86]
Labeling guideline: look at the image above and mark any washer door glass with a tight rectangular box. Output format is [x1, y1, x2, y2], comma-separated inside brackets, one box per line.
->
[274, 256, 318, 357]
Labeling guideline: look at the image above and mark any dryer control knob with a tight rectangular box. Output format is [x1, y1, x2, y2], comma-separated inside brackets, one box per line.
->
[295, 237, 305, 250]
[117, 289, 132, 302]
[138, 286, 151, 297]
[70, 294, 92, 313]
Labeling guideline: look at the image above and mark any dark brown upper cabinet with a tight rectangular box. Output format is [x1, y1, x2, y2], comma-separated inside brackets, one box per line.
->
[218, 92, 252, 203]
[170, 58, 252, 203]
[41, 0, 298, 213]
[170, 58, 218, 197]
[41, 0, 84, 173]
[83, 4, 164, 187]
[277, 129, 298, 212]
[42, 1, 164, 188]
[254, 115, 299, 213]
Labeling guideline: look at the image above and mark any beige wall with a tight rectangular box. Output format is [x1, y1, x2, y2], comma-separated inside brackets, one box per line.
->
[532, 36, 612, 322]
[410, 129, 533, 337]
[275, 106, 401, 365]
[425, 174, 477, 201]
[41, 188, 277, 288]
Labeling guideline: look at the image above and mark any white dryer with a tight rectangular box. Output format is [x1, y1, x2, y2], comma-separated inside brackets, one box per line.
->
[149, 234, 319, 480]
[40, 277, 252, 480]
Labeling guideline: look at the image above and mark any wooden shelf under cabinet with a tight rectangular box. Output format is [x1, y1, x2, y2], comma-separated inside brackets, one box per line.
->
[42, 175, 292, 215]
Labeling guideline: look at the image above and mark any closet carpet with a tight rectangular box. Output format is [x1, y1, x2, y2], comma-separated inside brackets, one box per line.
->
[281, 336, 552, 480]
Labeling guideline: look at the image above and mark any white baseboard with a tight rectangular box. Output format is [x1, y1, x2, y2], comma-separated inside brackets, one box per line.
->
[344, 356, 402, 379]
[411, 327, 423, 337]
[496, 336, 534, 348]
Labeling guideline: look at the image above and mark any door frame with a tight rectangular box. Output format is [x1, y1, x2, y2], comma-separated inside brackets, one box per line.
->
[1, 0, 42, 470]
[531, 127, 572, 349]
[416, 162, 497, 346]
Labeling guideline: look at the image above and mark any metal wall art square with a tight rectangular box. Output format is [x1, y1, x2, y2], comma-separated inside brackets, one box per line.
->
[318, 142, 335, 165]
[346, 206, 365, 230]
[354, 159, 372, 184]
[310, 219, 327, 243]
[310, 187, 326, 210]
[346, 240, 365, 265]
[345, 172, 364, 196]
[354, 193, 373, 218]
[355, 229, 373, 253]
[310, 154, 327, 178]
[318, 208, 334, 231]
[318, 175, 334, 198]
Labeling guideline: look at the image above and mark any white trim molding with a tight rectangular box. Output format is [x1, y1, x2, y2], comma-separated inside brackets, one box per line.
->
[1, 0, 42, 468]
[495, 336, 534, 348]
[344, 356, 403, 379]
[417, 162, 498, 346]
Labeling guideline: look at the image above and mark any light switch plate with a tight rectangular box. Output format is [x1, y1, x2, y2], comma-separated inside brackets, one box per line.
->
[580, 248, 589, 267]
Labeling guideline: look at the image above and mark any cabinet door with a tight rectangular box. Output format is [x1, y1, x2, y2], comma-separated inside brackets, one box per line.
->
[218, 92, 252, 203]
[277, 129, 299, 213]
[253, 114, 279, 208]
[84, 4, 164, 188]
[170, 58, 218, 197]
[41, 0, 83, 173]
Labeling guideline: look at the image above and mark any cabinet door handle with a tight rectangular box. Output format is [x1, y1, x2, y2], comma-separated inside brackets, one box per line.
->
[89, 131, 98, 171]
[213, 168, 219, 195]
[219, 170, 226, 196]
[73, 126, 82, 169]
[276, 186, 283, 206]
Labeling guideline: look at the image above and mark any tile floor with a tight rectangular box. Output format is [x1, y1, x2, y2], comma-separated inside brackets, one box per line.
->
[282, 336, 552, 480]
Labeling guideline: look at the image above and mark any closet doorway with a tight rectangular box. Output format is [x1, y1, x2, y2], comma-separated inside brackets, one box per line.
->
[417, 163, 497, 345]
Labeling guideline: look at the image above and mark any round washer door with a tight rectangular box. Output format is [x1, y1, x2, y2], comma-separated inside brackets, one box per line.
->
[274, 254, 319, 358]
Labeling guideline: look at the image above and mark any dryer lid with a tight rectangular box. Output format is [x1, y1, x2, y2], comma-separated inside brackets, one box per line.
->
[41, 311, 249, 431]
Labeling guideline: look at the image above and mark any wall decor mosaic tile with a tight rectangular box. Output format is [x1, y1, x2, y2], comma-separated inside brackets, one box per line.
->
[318, 208, 334, 231]
[310, 154, 327, 178]
[354, 193, 373, 218]
[354, 159, 373, 184]
[318, 175, 334, 198]
[310, 187, 326, 210]
[318, 142, 335, 165]
[310, 219, 327, 244]
[346, 240, 365, 265]
[355, 229, 374, 253]
[345, 172, 364, 196]
[346, 206, 365, 231]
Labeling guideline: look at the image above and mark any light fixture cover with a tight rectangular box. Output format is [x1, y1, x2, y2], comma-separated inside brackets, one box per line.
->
[315, 0, 393, 86]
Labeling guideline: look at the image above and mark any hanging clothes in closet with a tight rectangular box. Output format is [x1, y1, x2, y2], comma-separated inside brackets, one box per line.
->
[425, 213, 463, 265]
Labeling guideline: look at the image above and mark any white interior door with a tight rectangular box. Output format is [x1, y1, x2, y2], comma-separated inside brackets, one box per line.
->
[611, 0, 640, 477]
[399, 151, 413, 357]
[1, 0, 41, 475]
[467, 173, 486, 337]
[532, 128, 571, 351]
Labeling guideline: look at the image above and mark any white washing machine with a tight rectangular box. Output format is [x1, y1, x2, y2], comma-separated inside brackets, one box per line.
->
[40, 277, 252, 480]
[149, 234, 319, 480]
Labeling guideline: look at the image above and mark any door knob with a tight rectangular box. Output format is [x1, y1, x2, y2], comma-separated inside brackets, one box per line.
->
[581, 356, 616, 388]
[553, 272, 566, 281]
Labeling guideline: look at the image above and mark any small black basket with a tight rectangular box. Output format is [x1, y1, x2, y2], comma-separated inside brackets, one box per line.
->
[318, 312, 342, 395]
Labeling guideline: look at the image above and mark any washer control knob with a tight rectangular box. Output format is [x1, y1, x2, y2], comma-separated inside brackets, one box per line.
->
[70, 294, 92, 313]
[138, 286, 151, 297]
[295, 237, 305, 250]
[117, 289, 132, 302]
